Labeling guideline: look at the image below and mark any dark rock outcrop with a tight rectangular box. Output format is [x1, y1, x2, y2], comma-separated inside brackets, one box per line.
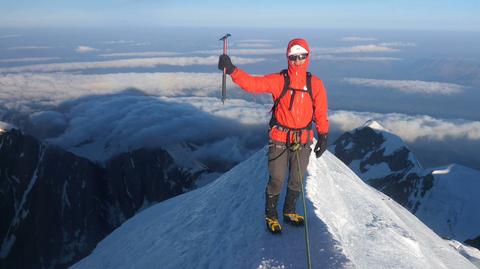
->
[466, 236, 480, 250]
[331, 124, 434, 212]
[0, 129, 194, 269]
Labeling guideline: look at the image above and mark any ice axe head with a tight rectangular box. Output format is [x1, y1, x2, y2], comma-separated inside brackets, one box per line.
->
[219, 33, 231, 41]
[219, 34, 231, 55]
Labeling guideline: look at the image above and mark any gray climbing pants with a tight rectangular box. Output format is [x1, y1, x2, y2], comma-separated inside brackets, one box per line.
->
[266, 141, 312, 195]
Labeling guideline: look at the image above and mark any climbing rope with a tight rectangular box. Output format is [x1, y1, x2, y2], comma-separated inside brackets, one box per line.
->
[294, 142, 312, 269]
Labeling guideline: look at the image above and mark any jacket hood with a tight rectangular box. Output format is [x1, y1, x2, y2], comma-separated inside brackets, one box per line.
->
[286, 38, 310, 89]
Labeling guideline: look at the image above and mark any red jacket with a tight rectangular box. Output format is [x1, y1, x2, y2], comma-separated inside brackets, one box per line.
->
[230, 38, 329, 144]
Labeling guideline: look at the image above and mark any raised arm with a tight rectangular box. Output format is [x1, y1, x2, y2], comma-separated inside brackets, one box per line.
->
[218, 54, 283, 96]
[231, 68, 283, 95]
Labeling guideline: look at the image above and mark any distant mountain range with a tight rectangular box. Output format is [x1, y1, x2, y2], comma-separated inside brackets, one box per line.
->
[330, 120, 480, 250]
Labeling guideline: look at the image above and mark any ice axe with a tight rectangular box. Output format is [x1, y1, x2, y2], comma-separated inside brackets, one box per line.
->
[219, 33, 231, 103]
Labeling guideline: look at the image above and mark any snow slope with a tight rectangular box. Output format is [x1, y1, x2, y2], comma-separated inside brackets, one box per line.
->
[331, 120, 480, 250]
[71, 147, 476, 269]
[418, 164, 480, 242]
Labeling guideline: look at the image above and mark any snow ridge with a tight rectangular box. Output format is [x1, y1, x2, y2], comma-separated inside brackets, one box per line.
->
[72, 147, 476, 269]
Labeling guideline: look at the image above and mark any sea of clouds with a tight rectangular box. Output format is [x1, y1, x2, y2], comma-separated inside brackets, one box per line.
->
[1, 31, 479, 170]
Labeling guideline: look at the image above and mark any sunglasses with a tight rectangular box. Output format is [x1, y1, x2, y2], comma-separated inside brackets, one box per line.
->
[288, 53, 308, 61]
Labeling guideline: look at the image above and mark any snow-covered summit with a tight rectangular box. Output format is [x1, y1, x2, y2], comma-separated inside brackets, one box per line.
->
[331, 120, 424, 185]
[431, 164, 456, 175]
[430, 163, 477, 176]
[361, 119, 388, 132]
[72, 147, 476, 269]
[0, 121, 15, 133]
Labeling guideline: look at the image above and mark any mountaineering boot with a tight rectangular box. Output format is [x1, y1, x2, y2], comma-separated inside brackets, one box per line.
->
[265, 193, 281, 233]
[283, 189, 304, 226]
[283, 213, 304, 226]
[266, 217, 282, 234]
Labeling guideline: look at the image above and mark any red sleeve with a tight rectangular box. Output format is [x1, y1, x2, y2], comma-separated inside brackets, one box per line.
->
[230, 67, 283, 97]
[311, 76, 329, 135]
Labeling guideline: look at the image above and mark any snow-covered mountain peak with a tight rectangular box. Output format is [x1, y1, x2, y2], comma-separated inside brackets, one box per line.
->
[0, 121, 15, 133]
[432, 164, 456, 175]
[331, 121, 424, 184]
[430, 163, 478, 176]
[72, 147, 477, 269]
[361, 119, 388, 132]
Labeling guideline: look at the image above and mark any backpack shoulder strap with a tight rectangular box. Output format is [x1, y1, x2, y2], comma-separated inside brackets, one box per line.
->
[270, 70, 289, 110]
[278, 69, 290, 101]
[306, 72, 313, 101]
[269, 70, 289, 127]
[272, 70, 313, 112]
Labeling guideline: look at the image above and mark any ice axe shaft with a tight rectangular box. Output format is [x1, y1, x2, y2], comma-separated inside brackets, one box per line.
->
[219, 33, 231, 103]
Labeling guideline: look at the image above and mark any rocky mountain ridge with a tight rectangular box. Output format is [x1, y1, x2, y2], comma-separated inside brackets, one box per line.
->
[0, 128, 194, 269]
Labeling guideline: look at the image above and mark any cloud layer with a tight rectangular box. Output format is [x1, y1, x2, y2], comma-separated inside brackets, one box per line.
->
[343, 78, 465, 95]
[99, 52, 182, 58]
[7, 46, 51, 50]
[341, 37, 378, 42]
[1, 71, 479, 169]
[379, 42, 416, 47]
[0, 56, 263, 73]
[329, 110, 480, 142]
[196, 48, 284, 55]
[34, 95, 480, 165]
[2, 71, 477, 142]
[75, 46, 98, 53]
[0, 72, 268, 163]
[316, 55, 402, 62]
[199, 43, 400, 56]
[100, 40, 150, 46]
[0, 34, 22, 39]
[314, 44, 398, 54]
[0, 57, 60, 63]
[236, 43, 274, 48]
[0, 72, 223, 111]
[48, 96, 270, 162]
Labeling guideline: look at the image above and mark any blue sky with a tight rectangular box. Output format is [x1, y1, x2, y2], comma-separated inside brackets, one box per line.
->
[1, 0, 479, 31]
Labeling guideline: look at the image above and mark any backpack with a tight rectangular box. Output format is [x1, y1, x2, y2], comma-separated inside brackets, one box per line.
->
[269, 69, 314, 131]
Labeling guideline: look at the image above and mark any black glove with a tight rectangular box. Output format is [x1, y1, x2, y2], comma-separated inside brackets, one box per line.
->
[314, 134, 328, 158]
[218, 54, 236, 75]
